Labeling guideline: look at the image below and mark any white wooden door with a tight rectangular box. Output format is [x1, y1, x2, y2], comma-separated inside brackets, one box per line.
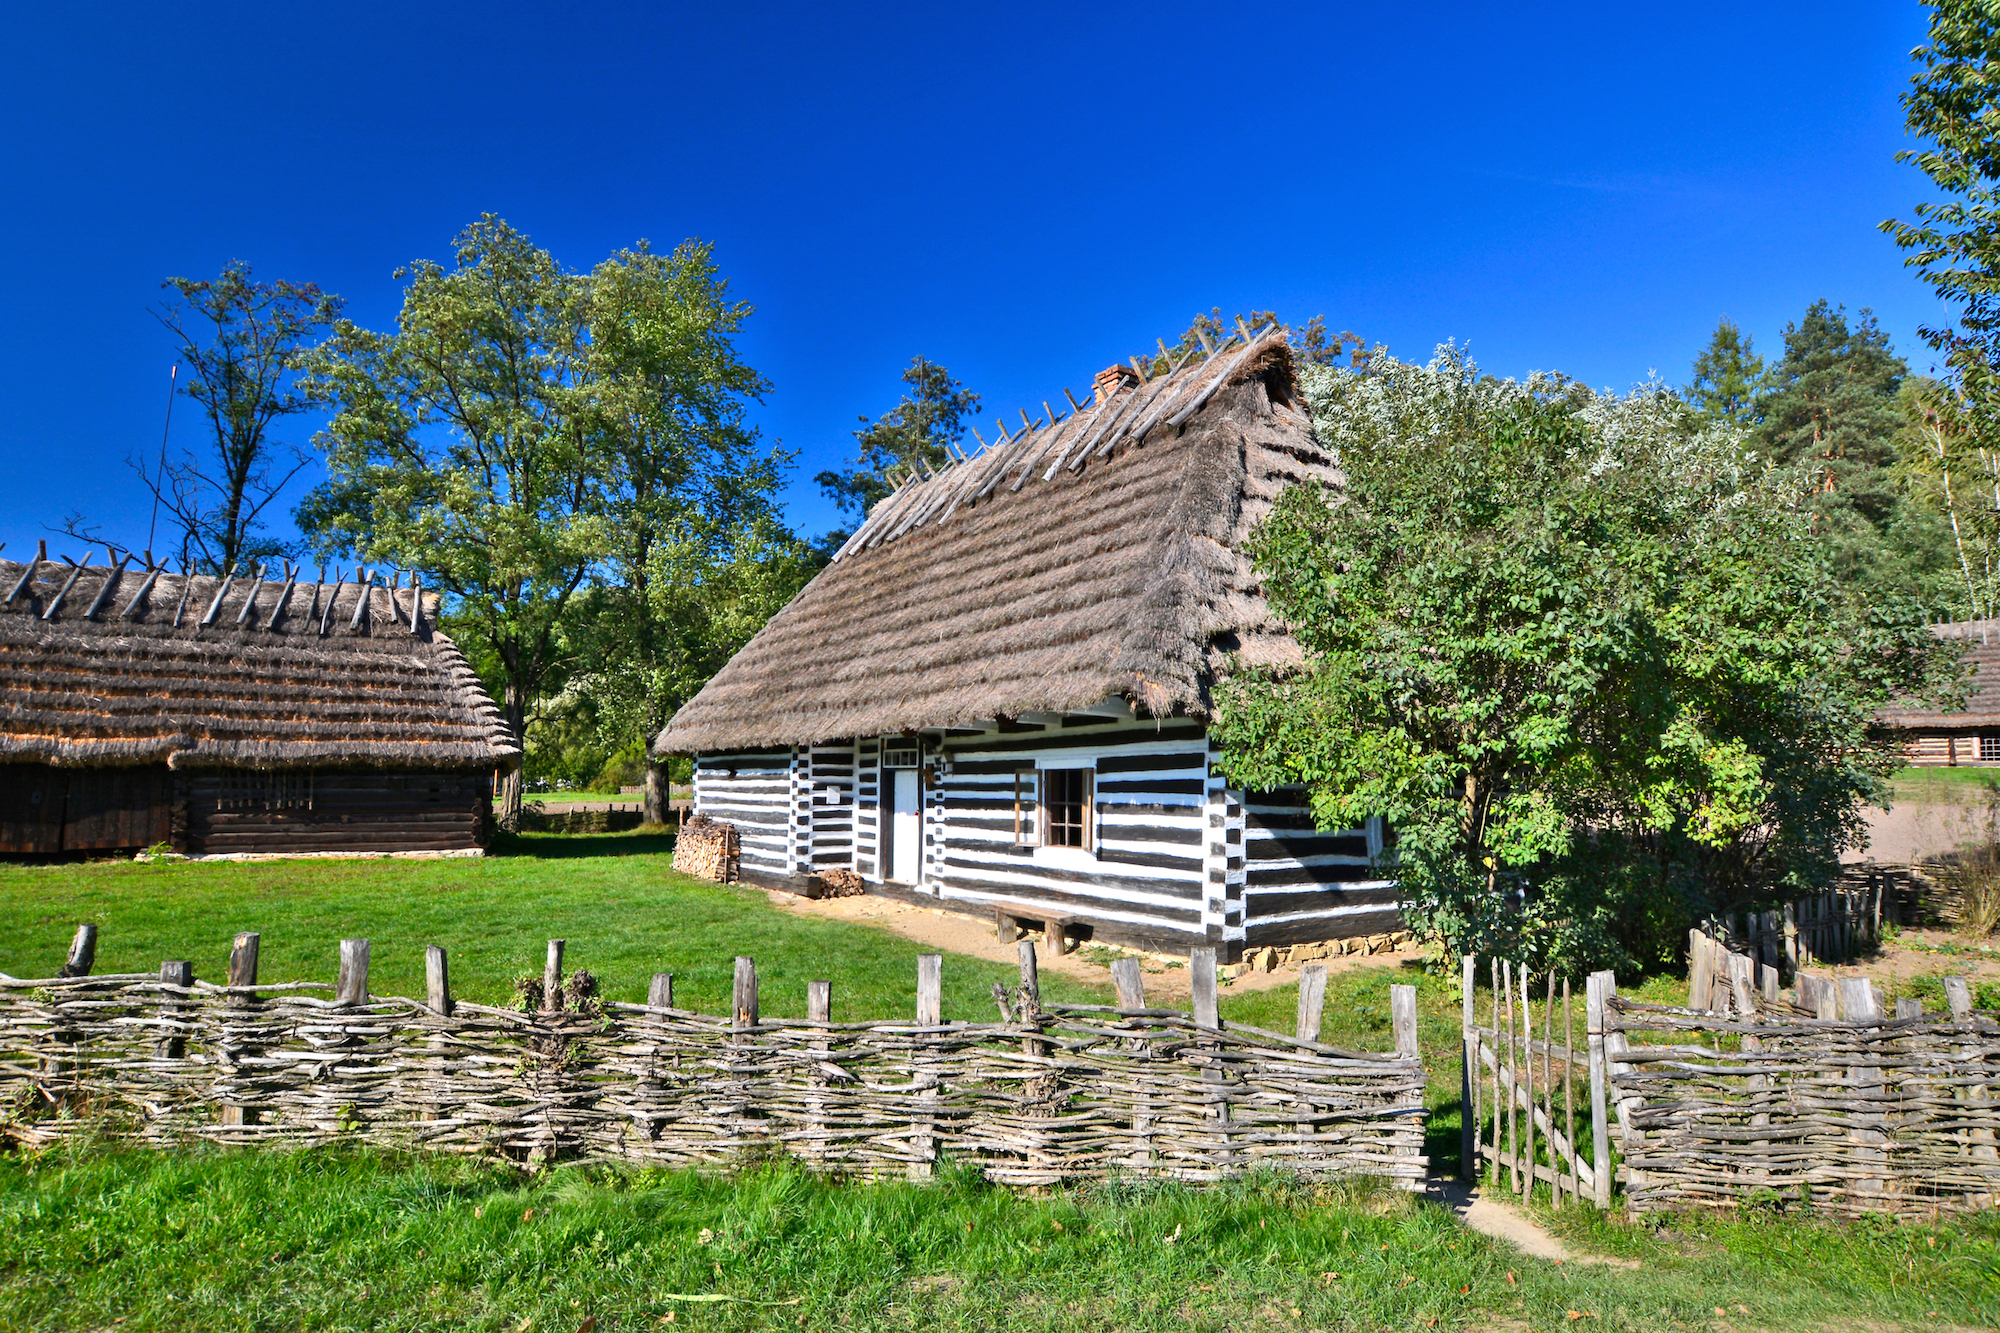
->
[891, 769, 921, 884]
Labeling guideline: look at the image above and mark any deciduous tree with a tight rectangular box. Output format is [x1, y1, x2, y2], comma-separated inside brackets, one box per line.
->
[1212, 346, 1960, 975]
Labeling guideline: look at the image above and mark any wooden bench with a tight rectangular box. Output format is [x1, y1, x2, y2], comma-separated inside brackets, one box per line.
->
[992, 902, 1078, 954]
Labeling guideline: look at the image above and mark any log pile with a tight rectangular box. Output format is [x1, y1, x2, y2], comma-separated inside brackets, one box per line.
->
[0, 933, 1427, 1187]
[817, 868, 865, 898]
[671, 814, 738, 882]
[1605, 980, 1999, 1217]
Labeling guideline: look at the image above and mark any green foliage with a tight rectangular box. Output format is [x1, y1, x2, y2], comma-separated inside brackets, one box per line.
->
[1684, 317, 1766, 429]
[1213, 346, 1963, 975]
[299, 218, 800, 778]
[816, 357, 981, 533]
[71, 264, 342, 573]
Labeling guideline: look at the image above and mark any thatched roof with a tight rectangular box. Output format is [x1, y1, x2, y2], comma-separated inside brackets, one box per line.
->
[0, 557, 518, 769]
[659, 325, 1335, 754]
[1880, 620, 2000, 728]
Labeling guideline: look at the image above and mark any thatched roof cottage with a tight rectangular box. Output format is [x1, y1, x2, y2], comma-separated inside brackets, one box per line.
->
[659, 325, 1393, 960]
[0, 552, 516, 856]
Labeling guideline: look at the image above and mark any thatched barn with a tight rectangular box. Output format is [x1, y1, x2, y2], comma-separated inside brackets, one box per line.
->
[0, 552, 517, 857]
[1881, 619, 2000, 767]
[658, 325, 1393, 961]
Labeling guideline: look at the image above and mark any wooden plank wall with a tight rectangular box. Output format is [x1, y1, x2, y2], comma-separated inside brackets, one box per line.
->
[1901, 730, 1999, 767]
[0, 765, 172, 854]
[691, 748, 794, 879]
[1241, 787, 1398, 947]
[808, 741, 855, 871]
[183, 770, 487, 854]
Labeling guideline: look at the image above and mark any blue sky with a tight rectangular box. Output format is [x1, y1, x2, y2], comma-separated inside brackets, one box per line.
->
[0, 2, 1945, 555]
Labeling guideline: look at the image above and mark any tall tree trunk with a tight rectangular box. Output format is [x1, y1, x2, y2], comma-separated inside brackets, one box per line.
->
[643, 753, 668, 827]
[499, 683, 526, 832]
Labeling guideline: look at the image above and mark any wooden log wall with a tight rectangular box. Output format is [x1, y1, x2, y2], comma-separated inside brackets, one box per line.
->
[690, 748, 792, 879]
[807, 741, 856, 871]
[0, 935, 1428, 1187]
[853, 738, 881, 878]
[931, 718, 1213, 951]
[1602, 983, 1999, 1217]
[0, 763, 171, 854]
[183, 769, 489, 855]
[1241, 785, 1396, 948]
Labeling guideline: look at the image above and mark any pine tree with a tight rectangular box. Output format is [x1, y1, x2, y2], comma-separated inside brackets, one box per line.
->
[1685, 318, 1766, 427]
[1753, 301, 1956, 595]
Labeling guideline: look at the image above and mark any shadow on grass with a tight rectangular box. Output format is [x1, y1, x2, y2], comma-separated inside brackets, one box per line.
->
[488, 830, 678, 860]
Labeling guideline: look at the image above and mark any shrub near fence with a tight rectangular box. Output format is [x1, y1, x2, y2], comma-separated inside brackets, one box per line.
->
[0, 927, 1427, 1187]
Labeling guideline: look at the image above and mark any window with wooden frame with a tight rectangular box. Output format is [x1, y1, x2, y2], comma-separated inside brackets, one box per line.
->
[1012, 767, 1037, 847]
[1041, 766, 1093, 849]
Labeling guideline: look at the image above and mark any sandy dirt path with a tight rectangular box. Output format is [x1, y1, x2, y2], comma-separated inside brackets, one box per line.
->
[759, 888, 1414, 1000]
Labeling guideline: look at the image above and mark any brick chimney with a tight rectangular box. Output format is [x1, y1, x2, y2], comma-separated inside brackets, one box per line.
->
[1092, 364, 1141, 407]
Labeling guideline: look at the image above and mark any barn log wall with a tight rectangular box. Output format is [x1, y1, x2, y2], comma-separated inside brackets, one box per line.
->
[854, 738, 880, 878]
[0, 764, 171, 854]
[1241, 788, 1397, 947]
[182, 769, 489, 855]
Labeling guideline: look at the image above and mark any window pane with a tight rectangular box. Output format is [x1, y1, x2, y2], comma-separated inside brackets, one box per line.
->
[1983, 734, 2000, 763]
[1044, 768, 1087, 847]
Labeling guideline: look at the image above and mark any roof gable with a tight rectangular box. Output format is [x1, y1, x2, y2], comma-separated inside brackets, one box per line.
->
[659, 329, 1334, 754]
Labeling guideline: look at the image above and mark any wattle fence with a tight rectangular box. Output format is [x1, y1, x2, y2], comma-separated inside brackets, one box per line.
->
[1, 927, 1427, 1186]
[1465, 951, 2000, 1218]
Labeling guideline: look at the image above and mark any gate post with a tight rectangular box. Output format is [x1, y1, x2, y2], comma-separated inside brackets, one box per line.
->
[1585, 970, 1613, 1208]
[1460, 954, 1476, 1181]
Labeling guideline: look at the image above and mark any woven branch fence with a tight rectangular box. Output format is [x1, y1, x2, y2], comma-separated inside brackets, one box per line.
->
[1464, 953, 1999, 1217]
[0, 927, 1427, 1187]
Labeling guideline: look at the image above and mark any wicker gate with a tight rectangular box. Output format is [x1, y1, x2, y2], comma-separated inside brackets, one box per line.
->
[1459, 955, 1612, 1207]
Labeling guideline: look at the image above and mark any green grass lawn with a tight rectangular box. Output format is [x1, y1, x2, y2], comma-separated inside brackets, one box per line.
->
[0, 834, 1110, 1021]
[3, 836, 1998, 1331]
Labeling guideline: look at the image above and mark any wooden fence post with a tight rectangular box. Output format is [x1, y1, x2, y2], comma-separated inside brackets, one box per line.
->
[1838, 977, 1886, 1200]
[336, 939, 370, 1007]
[647, 973, 673, 1009]
[426, 946, 452, 1016]
[156, 960, 193, 1060]
[732, 956, 758, 1030]
[1516, 963, 1534, 1202]
[60, 924, 97, 978]
[916, 954, 942, 1026]
[1687, 929, 1710, 1011]
[1783, 901, 1799, 972]
[1943, 976, 1996, 1180]
[1585, 970, 1613, 1208]
[1459, 954, 1476, 1183]
[221, 932, 259, 1127]
[807, 980, 832, 1165]
[1111, 957, 1145, 1012]
[914, 954, 943, 1177]
[1018, 941, 1042, 1058]
[1296, 963, 1328, 1043]
[543, 939, 565, 1012]
[1189, 947, 1219, 1030]
[1390, 984, 1418, 1059]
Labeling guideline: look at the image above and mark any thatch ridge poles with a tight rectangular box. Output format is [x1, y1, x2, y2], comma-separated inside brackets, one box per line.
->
[408, 573, 423, 635]
[1167, 324, 1279, 429]
[81, 553, 132, 619]
[348, 569, 373, 632]
[170, 566, 196, 627]
[40, 557, 85, 621]
[118, 560, 165, 619]
[4, 553, 39, 604]
[318, 569, 349, 635]
[264, 564, 298, 630]
[233, 565, 267, 627]
[199, 568, 237, 627]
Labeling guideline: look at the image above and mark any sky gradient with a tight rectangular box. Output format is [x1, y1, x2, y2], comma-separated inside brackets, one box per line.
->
[0, 2, 1947, 554]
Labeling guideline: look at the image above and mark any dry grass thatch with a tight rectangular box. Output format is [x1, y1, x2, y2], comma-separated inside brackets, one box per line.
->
[1881, 620, 2000, 728]
[0, 562, 517, 770]
[659, 329, 1335, 753]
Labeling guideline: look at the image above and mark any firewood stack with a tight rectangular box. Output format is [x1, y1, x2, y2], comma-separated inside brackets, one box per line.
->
[671, 813, 738, 882]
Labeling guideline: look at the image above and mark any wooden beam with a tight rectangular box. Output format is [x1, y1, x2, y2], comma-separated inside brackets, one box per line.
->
[234, 565, 267, 626]
[426, 945, 453, 1016]
[40, 558, 86, 621]
[81, 555, 132, 619]
[916, 953, 942, 1025]
[199, 570, 236, 627]
[348, 570, 372, 632]
[336, 938, 370, 1006]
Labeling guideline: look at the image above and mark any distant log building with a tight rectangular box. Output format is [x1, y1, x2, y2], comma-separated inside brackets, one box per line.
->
[0, 553, 517, 857]
[659, 326, 1395, 963]
[1881, 620, 2000, 767]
